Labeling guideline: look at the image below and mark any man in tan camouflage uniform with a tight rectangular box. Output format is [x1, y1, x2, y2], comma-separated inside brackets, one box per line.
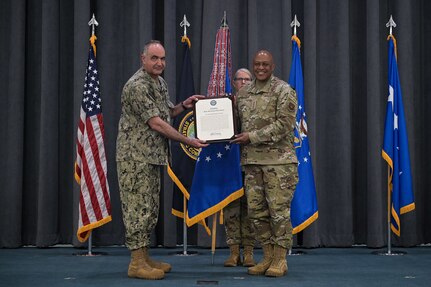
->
[231, 50, 298, 277]
[116, 40, 207, 280]
[223, 68, 256, 268]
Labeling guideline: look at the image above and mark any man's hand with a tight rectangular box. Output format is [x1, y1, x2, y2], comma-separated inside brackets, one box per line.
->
[230, 132, 250, 145]
[182, 95, 206, 109]
[187, 138, 209, 148]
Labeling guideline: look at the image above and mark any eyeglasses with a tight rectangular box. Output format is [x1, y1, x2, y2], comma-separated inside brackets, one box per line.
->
[234, 77, 251, 82]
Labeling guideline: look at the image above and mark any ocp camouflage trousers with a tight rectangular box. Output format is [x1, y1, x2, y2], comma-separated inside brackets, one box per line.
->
[223, 194, 255, 247]
[243, 164, 298, 249]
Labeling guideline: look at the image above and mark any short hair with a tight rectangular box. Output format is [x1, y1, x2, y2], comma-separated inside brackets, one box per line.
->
[234, 68, 253, 80]
[253, 50, 273, 62]
[142, 40, 163, 55]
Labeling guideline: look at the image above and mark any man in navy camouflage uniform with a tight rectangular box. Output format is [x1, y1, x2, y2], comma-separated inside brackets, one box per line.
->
[116, 40, 207, 280]
[232, 50, 298, 277]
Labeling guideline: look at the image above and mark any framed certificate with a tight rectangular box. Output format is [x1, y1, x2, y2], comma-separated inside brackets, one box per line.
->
[194, 97, 236, 142]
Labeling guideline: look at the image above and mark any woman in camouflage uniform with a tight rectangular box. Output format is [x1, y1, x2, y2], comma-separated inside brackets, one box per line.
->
[223, 68, 256, 268]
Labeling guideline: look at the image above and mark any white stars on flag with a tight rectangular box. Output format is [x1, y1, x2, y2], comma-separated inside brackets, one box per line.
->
[197, 144, 234, 163]
[388, 85, 399, 131]
[82, 54, 102, 117]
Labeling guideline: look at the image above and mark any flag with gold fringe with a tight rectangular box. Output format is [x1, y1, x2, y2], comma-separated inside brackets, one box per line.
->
[288, 35, 319, 234]
[382, 34, 415, 236]
[167, 35, 210, 234]
[74, 34, 112, 242]
[186, 21, 243, 227]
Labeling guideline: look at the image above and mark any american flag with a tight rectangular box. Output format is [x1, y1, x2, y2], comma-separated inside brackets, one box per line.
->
[74, 36, 112, 243]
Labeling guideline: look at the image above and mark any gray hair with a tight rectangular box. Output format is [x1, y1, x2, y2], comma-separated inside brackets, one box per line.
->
[142, 40, 163, 55]
[234, 68, 253, 80]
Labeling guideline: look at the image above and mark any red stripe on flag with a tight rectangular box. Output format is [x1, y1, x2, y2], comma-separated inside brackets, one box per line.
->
[87, 115, 109, 214]
[78, 116, 85, 134]
[97, 114, 111, 212]
[81, 150, 104, 221]
[207, 27, 231, 98]
[79, 188, 91, 226]
[81, 119, 104, 221]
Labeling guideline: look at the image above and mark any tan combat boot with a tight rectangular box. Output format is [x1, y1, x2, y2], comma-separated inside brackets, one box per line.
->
[128, 249, 165, 280]
[224, 244, 241, 267]
[248, 244, 273, 275]
[265, 245, 288, 277]
[142, 247, 172, 273]
[242, 245, 256, 267]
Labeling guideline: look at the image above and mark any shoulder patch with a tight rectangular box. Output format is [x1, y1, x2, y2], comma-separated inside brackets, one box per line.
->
[288, 102, 296, 112]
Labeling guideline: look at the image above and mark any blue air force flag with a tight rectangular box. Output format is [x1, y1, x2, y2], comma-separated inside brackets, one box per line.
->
[382, 35, 415, 236]
[288, 35, 318, 234]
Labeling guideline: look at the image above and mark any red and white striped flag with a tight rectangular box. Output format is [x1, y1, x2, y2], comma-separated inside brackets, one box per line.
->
[74, 35, 112, 243]
[206, 23, 232, 98]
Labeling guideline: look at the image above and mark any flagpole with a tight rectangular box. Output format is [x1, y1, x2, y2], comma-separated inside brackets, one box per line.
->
[179, 17, 190, 255]
[387, 166, 392, 254]
[182, 194, 188, 255]
[88, 13, 98, 37]
[373, 160, 404, 256]
[173, 15, 198, 257]
[73, 13, 109, 258]
[73, 232, 107, 257]
[211, 213, 217, 264]
[288, 14, 306, 257]
[84, 15, 98, 259]
[209, 11, 226, 264]
[73, 233, 94, 256]
[88, 233, 93, 255]
[174, 193, 197, 256]
[373, 15, 406, 257]
[188, 11, 242, 263]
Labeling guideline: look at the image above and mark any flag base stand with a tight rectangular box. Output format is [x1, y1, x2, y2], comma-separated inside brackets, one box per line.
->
[72, 234, 107, 256]
[288, 249, 306, 256]
[171, 250, 199, 256]
[73, 251, 108, 256]
[371, 250, 406, 256]
[373, 193, 408, 257]
[169, 216, 200, 256]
